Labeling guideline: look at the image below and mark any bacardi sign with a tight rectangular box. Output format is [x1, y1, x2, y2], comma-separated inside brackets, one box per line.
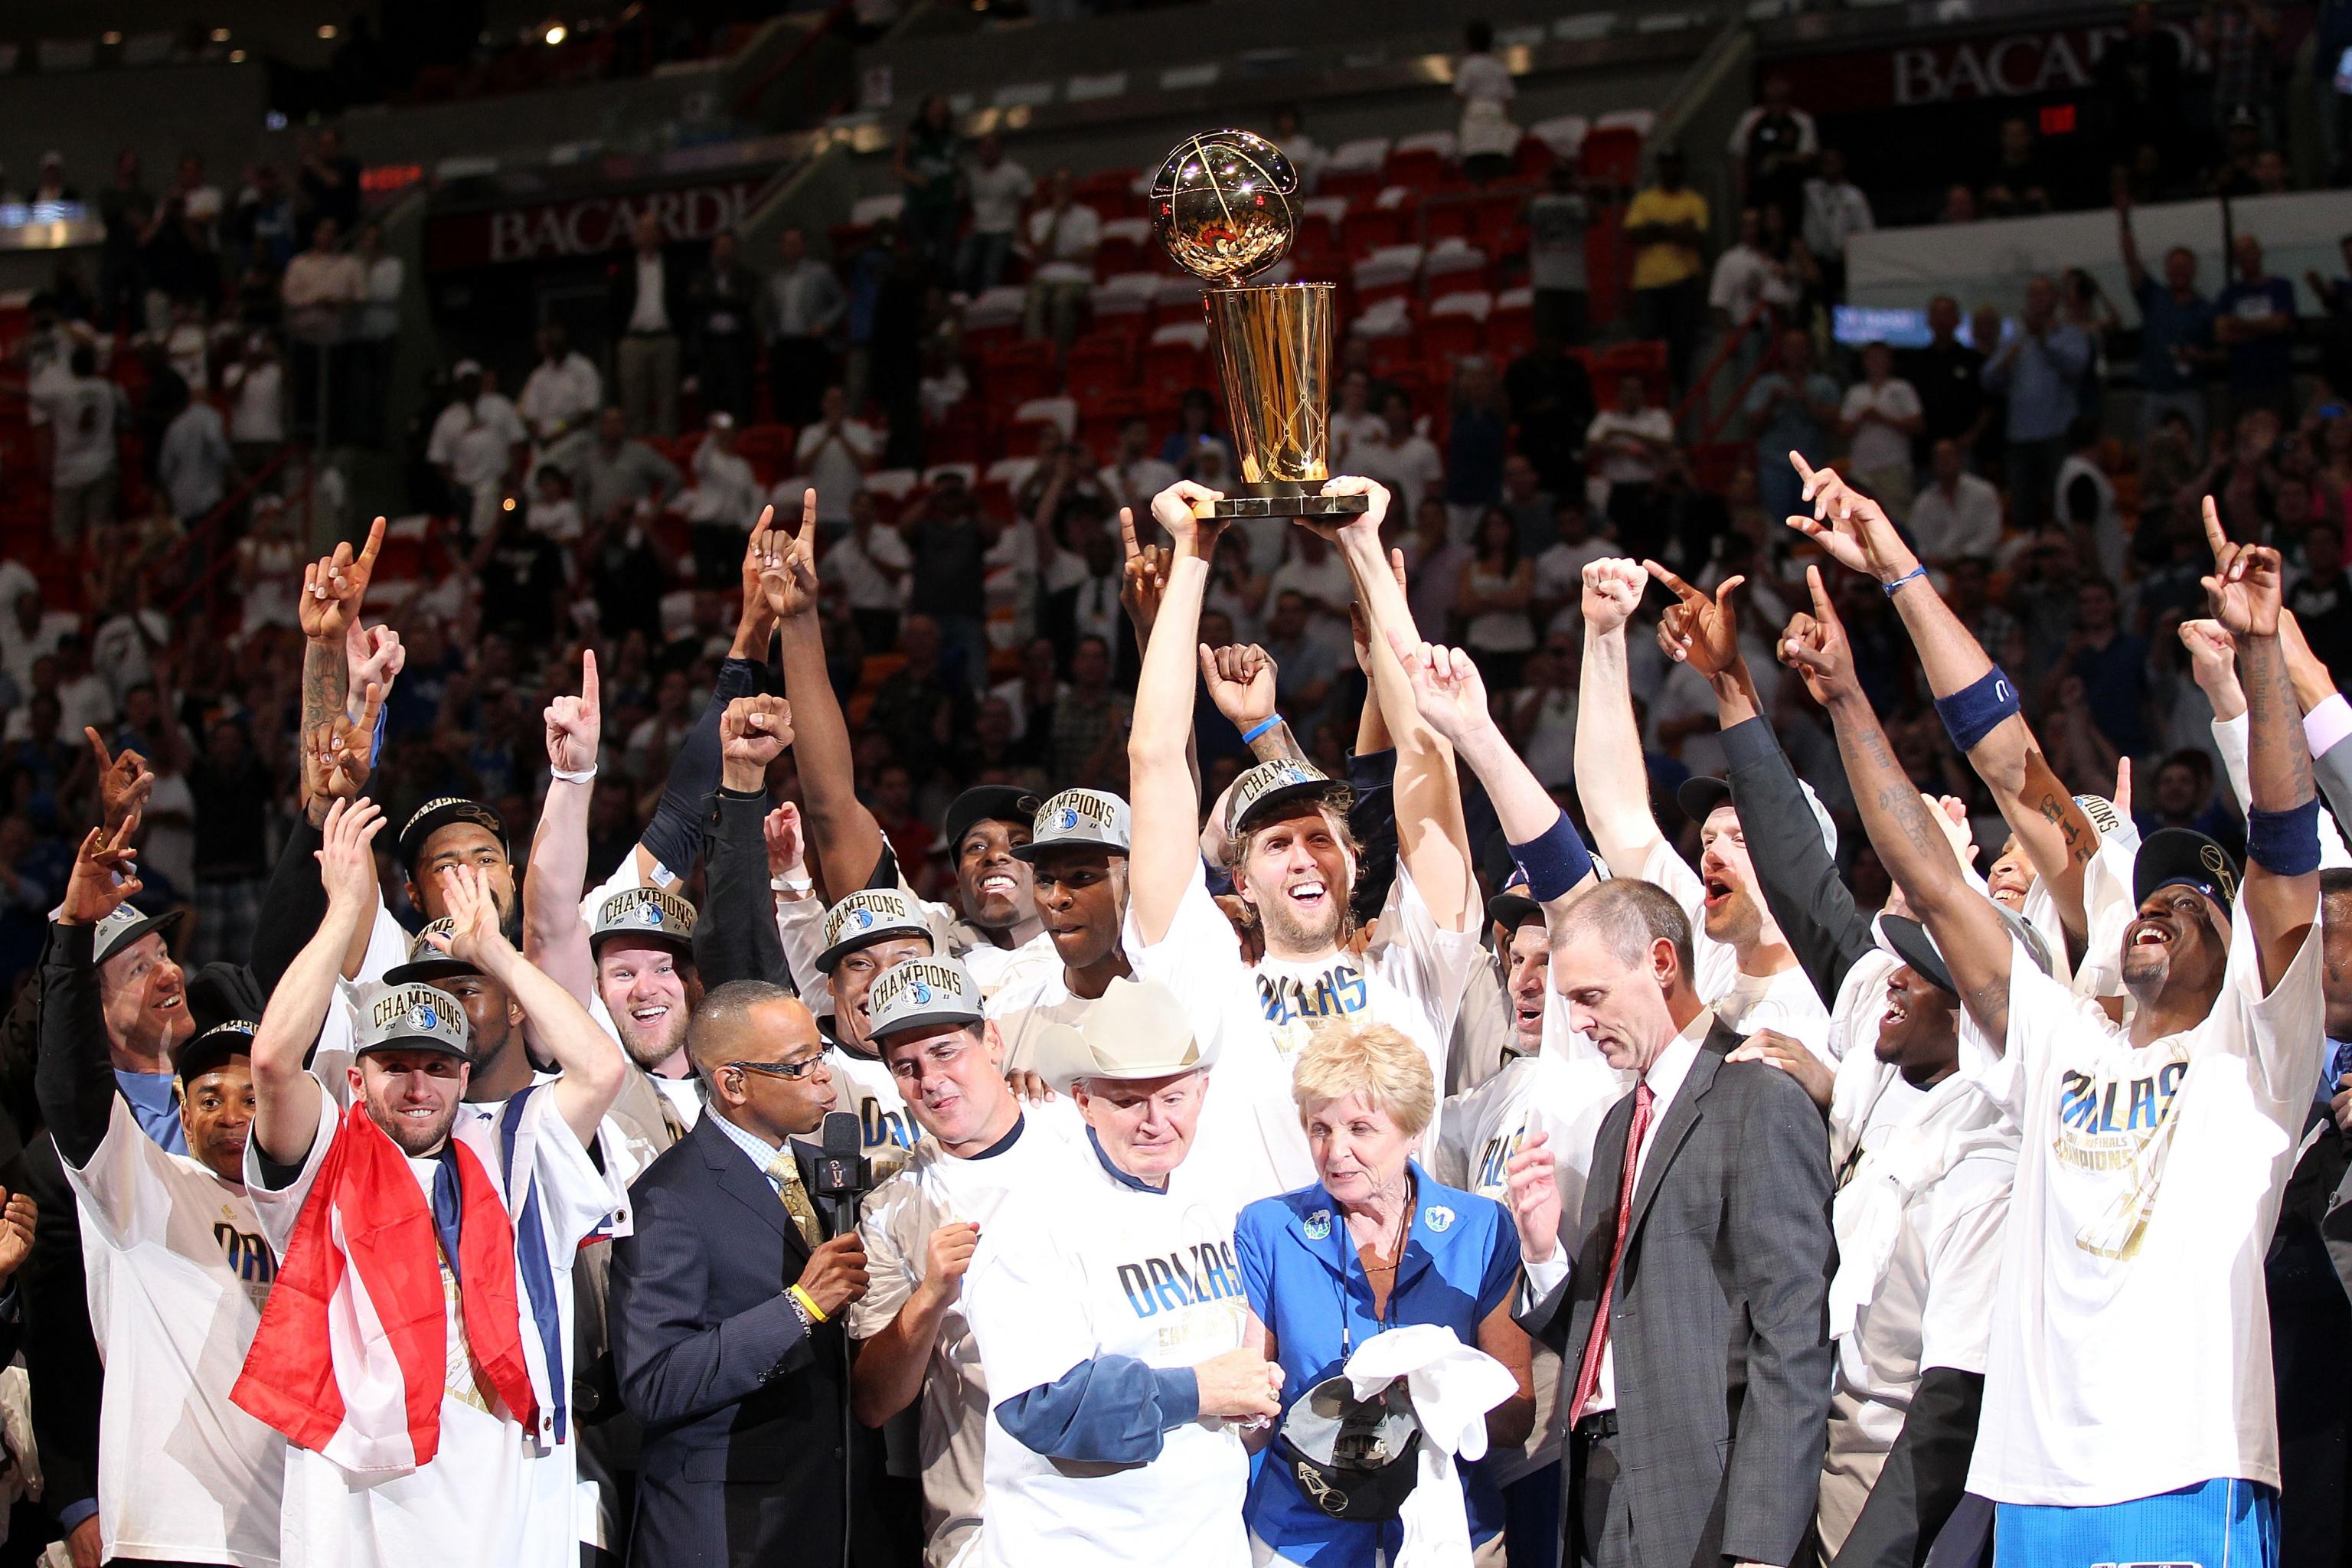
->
[1770, 17, 2203, 112]
[426, 177, 765, 270]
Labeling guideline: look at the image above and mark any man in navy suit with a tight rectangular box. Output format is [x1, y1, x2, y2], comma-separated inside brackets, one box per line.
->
[609, 978, 884, 1568]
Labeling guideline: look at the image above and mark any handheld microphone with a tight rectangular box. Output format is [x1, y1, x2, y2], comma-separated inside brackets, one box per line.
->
[811, 1110, 871, 1235]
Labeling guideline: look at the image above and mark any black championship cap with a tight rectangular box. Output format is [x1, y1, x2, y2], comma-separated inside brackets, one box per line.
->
[1879, 915, 1956, 995]
[176, 1018, 257, 1085]
[2132, 828, 2240, 921]
[1486, 891, 1544, 931]
[1275, 1373, 1423, 1522]
[397, 797, 508, 877]
[383, 919, 473, 986]
[1227, 758, 1354, 840]
[940, 786, 1040, 858]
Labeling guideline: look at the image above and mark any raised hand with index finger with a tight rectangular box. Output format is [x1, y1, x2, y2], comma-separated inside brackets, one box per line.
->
[59, 815, 144, 926]
[83, 727, 153, 838]
[753, 493, 824, 623]
[1782, 452, 1914, 585]
[1646, 560, 1746, 679]
[545, 648, 601, 776]
[2199, 493, 2282, 638]
[297, 515, 387, 645]
[1779, 566, 1859, 706]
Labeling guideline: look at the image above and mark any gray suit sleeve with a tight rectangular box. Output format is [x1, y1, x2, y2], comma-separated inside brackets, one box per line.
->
[1722, 1066, 1835, 1567]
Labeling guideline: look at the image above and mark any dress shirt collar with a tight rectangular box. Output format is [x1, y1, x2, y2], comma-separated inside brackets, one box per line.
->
[710, 1106, 788, 1188]
[1638, 1005, 1713, 1119]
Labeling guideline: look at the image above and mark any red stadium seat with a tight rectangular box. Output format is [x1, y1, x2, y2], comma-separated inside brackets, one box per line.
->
[1423, 312, 1485, 363]
[1139, 340, 1210, 410]
[976, 341, 1061, 406]
[1066, 338, 1135, 404]
[925, 404, 986, 467]
[1341, 205, 1406, 260]
[1488, 292, 1535, 361]
[1580, 126, 1643, 189]
[735, 423, 798, 486]
[1076, 389, 1144, 456]
[1096, 217, 1152, 279]
[1383, 143, 1452, 192]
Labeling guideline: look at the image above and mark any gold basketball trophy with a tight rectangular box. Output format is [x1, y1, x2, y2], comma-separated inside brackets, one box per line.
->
[1149, 129, 1369, 521]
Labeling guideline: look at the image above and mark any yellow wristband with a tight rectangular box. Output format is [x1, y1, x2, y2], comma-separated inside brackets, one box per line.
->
[789, 1283, 828, 1324]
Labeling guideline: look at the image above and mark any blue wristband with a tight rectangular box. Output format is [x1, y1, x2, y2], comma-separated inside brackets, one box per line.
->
[2246, 798, 2322, 877]
[1932, 665, 2020, 755]
[1240, 714, 1283, 745]
[1509, 810, 1596, 903]
[1882, 564, 1928, 596]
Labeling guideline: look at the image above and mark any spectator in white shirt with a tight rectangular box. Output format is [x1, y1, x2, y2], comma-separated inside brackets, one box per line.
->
[524, 463, 584, 544]
[222, 335, 286, 462]
[1328, 370, 1384, 472]
[1708, 206, 1796, 355]
[1455, 20, 1520, 183]
[32, 343, 129, 549]
[959, 133, 1034, 297]
[1909, 437, 2005, 565]
[828, 489, 912, 649]
[517, 321, 603, 470]
[1354, 390, 1445, 519]
[1097, 416, 1179, 513]
[762, 226, 846, 427]
[1263, 528, 1356, 651]
[688, 413, 767, 584]
[1269, 105, 1328, 194]
[1532, 495, 1612, 639]
[1838, 341, 1924, 516]
[157, 390, 234, 524]
[1586, 371, 1675, 549]
[351, 220, 403, 446]
[1801, 148, 1873, 300]
[426, 361, 529, 539]
[1022, 168, 1100, 348]
[792, 384, 881, 527]
[280, 215, 364, 444]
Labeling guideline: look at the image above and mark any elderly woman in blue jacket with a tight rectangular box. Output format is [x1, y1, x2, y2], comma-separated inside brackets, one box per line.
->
[1235, 1020, 1534, 1566]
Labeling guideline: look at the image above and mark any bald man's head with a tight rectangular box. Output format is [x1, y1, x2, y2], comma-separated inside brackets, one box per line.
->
[690, 981, 835, 1142]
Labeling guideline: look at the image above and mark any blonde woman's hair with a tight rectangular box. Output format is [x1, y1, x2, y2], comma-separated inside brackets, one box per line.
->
[1292, 1018, 1435, 1137]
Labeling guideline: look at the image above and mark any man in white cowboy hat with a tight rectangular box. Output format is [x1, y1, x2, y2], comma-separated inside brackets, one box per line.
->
[962, 974, 1282, 1568]
[848, 954, 1081, 1566]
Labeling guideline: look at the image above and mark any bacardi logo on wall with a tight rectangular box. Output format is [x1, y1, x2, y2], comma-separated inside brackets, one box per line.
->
[426, 177, 766, 270]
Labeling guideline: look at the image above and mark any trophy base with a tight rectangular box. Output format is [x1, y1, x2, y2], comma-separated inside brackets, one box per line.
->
[1191, 491, 1373, 520]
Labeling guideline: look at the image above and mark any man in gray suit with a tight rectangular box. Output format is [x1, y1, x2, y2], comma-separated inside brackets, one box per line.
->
[1505, 878, 1833, 1568]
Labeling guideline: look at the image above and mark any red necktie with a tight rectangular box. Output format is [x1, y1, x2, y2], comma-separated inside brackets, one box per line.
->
[1567, 1080, 1654, 1428]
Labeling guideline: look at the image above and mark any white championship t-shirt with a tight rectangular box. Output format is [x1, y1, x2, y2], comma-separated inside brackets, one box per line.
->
[1642, 841, 1834, 1061]
[247, 1079, 626, 1568]
[1128, 861, 1481, 1203]
[848, 1105, 1085, 1566]
[963, 1144, 1252, 1568]
[1431, 1006, 1628, 1488]
[1963, 903, 2324, 1506]
[68, 1096, 286, 1567]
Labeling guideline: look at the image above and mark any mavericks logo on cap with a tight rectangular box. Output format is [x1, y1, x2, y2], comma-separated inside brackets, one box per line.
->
[869, 956, 978, 1032]
[408, 1001, 439, 1033]
[822, 889, 924, 952]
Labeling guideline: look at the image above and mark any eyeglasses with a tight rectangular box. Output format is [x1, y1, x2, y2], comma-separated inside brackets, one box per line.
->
[725, 1055, 825, 1082]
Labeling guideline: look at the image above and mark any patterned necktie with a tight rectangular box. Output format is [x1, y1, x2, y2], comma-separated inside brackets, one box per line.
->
[767, 1152, 824, 1250]
[1567, 1080, 1655, 1428]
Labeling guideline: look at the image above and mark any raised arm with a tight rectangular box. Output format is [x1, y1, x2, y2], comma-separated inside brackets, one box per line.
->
[1200, 644, 1307, 765]
[1782, 569, 2014, 1040]
[1788, 452, 2101, 940]
[1573, 557, 1664, 873]
[251, 799, 384, 1165]
[704, 694, 798, 990]
[522, 650, 600, 1004]
[39, 819, 144, 1168]
[1323, 476, 1474, 933]
[434, 861, 626, 1145]
[1127, 480, 1227, 946]
[761, 494, 887, 900]
[1388, 633, 1597, 920]
[2204, 496, 2321, 988]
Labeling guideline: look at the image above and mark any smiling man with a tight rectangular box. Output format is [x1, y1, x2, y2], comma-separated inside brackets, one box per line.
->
[610, 978, 880, 1568]
[962, 975, 1281, 1568]
[1785, 482, 2325, 1567]
[1575, 557, 1833, 1062]
[587, 887, 704, 1129]
[848, 955, 1081, 1566]
[40, 819, 283, 1568]
[239, 801, 628, 1568]
[1125, 478, 1481, 1200]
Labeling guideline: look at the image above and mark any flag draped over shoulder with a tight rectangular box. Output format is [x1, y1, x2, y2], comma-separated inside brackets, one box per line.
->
[231, 1099, 537, 1473]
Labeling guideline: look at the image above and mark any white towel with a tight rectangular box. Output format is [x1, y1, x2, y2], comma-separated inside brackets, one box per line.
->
[1343, 1325, 1517, 1568]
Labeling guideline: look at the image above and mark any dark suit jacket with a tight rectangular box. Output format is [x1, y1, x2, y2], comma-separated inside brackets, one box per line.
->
[1520, 1018, 1834, 1568]
[609, 1112, 882, 1568]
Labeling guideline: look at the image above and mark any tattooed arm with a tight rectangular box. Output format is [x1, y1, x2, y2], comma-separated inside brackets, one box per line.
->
[2203, 497, 2320, 991]
[1784, 456, 2101, 943]
[1782, 567, 2015, 1044]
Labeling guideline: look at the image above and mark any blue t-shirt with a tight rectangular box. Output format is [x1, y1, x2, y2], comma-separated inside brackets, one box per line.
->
[114, 1067, 186, 1155]
[2132, 277, 2212, 392]
[2213, 276, 2298, 394]
[1235, 1165, 1521, 1564]
[1743, 371, 1842, 462]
